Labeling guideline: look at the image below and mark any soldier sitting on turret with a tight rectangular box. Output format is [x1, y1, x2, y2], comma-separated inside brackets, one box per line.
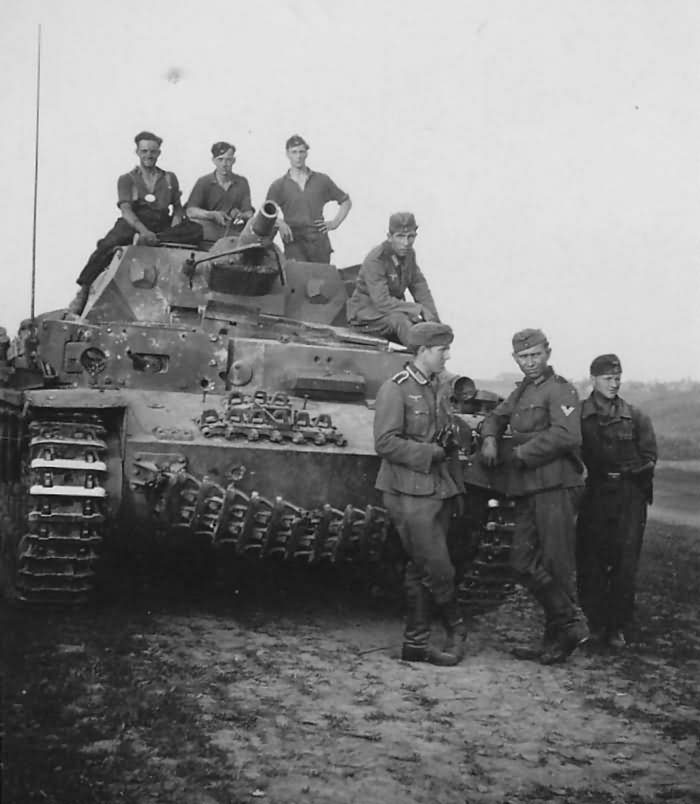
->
[346, 212, 440, 346]
[68, 131, 203, 315]
[185, 141, 255, 249]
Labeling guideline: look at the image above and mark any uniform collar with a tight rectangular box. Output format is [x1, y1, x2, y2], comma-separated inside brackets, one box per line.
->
[583, 391, 632, 420]
[131, 165, 165, 178]
[405, 362, 430, 385]
[517, 366, 554, 387]
[209, 170, 241, 185]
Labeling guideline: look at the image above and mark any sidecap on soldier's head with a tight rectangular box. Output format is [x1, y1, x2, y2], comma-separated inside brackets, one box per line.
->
[388, 212, 418, 234]
[407, 322, 454, 352]
[512, 328, 548, 354]
[590, 353, 622, 376]
[134, 130, 162, 147]
[211, 141, 235, 157]
[286, 134, 309, 150]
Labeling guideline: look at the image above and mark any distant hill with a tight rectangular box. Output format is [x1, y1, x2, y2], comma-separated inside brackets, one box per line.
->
[474, 378, 700, 460]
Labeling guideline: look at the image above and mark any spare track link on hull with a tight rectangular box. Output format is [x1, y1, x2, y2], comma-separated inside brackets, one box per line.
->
[12, 411, 110, 605]
[133, 462, 390, 565]
[458, 493, 516, 613]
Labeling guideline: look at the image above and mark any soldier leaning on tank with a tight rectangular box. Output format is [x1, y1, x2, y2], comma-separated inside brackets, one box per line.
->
[68, 131, 203, 315]
[185, 141, 255, 249]
[266, 134, 352, 264]
[374, 322, 468, 666]
[480, 328, 590, 664]
[346, 212, 440, 346]
[576, 354, 657, 649]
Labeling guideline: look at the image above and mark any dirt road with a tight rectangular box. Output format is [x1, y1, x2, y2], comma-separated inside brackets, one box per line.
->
[3, 522, 700, 804]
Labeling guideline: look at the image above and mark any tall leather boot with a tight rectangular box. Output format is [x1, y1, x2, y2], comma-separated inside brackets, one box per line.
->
[401, 584, 460, 666]
[510, 586, 558, 661]
[538, 582, 590, 665]
[439, 598, 468, 662]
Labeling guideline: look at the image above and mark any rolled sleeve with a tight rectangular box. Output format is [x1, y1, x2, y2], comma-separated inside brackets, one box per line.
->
[117, 173, 134, 208]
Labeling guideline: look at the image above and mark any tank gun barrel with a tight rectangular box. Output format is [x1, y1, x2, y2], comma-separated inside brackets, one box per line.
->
[238, 201, 279, 247]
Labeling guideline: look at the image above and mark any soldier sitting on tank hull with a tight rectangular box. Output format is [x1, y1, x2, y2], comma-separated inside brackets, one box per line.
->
[185, 141, 254, 249]
[346, 212, 440, 346]
[68, 131, 203, 315]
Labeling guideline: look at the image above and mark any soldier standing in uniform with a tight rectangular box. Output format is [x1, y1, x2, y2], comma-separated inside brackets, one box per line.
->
[577, 354, 657, 648]
[266, 134, 352, 264]
[374, 322, 467, 666]
[480, 328, 589, 664]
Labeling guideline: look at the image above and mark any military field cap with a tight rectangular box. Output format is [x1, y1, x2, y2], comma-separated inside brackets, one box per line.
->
[134, 130, 162, 146]
[590, 353, 622, 376]
[388, 212, 418, 234]
[512, 328, 548, 353]
[407, 322, 454, 351]
[211, 141, 235, 157]
[286, 134, 309, 149]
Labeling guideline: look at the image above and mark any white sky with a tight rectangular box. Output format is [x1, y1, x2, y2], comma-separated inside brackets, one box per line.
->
[1, 0, 699, 381]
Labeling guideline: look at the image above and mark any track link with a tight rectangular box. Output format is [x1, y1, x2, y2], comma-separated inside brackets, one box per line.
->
[14, 413, 110, 605]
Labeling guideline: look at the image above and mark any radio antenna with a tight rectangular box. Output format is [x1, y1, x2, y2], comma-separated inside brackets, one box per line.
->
[30, 24, 42, 321]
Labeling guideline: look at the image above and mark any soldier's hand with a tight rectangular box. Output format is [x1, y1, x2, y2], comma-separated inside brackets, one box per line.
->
[138, 229, 159, 246]
[278, 221, 293, 242]
[430, 444, 446, 464]
[227, 207, 241, 222]
[210, 211, 230, 227]
[314, 218, 330, 233]
[480, 436, 498, 468]
[420, 306, 438, 322]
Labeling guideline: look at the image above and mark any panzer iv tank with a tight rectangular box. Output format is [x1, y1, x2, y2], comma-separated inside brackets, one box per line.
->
[0, 203, 514, 609]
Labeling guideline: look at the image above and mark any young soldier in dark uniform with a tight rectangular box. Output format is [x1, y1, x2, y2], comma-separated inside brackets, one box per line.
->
[480, 328, 589, 664]
[186, 141, 254, 248]
[69, 131, 202, 314]
[374, 322, 467, 666]
[577, 354, 657, 648]
[266, 134, 351, 264]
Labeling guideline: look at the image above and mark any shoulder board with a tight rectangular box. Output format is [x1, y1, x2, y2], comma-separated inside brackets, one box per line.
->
[391, 369, 410, 385]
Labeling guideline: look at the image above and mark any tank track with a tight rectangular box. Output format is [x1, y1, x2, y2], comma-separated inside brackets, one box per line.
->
[457, 494, 516, 613]
[132, 459, 389, 565]
[1, 408, 110, 605]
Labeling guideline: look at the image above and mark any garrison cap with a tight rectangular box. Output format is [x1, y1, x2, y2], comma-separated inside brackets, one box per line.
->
[512, 328, 548, 353]
[407, 322, 454, 351]
[388, 212, 418, 234]
[134, 130, 162, 146]
[286, 134, 309, 149]
[211, 141, 235, 157]
[590, 353, 622, 376]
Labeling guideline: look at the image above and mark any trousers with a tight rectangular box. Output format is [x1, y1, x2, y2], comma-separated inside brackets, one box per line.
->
[576, 478, 647, 631]
[284, 232, 332, 264]
[77, 216, 203, 286]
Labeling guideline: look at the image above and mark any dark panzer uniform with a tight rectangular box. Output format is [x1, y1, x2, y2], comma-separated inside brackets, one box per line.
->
[577, 393, 657, 641]
[482, 366, 588, 661]
[374, 354, 466, 664]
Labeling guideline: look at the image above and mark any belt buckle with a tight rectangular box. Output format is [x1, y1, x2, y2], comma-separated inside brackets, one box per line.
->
[606, 471, 621, 480]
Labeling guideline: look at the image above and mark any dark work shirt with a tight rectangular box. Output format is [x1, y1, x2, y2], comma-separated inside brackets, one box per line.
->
[117, 166, 180, 213]
[266, 170, 348, 234]
[185, 171, 253, 216]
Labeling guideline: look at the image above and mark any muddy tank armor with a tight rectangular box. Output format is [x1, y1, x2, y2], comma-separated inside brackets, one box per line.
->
[0, 203, 514, 610]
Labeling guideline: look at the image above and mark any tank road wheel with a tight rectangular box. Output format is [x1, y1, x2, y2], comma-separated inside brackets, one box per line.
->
[2, 409, 117, 606]
[455, 488, 516, 616]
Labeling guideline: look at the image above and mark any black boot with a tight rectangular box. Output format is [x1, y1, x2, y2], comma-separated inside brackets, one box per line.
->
[401, 584, 461, 666]
[538, 582, 590, 665]
[439, 598, 468, 661]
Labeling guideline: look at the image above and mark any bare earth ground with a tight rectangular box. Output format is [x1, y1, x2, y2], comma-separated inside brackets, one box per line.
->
[2, 516, 700, 804]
